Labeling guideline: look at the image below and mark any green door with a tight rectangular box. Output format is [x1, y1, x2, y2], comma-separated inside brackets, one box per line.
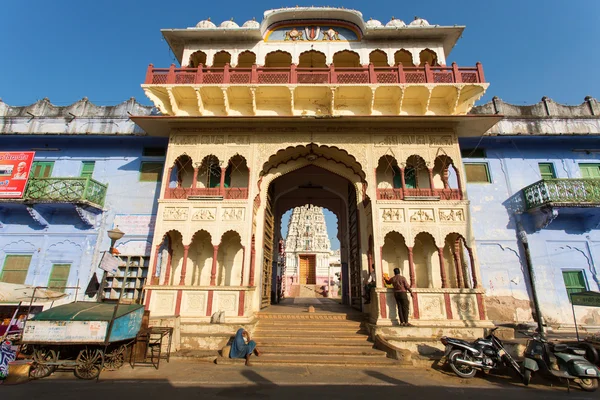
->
[31, 161, 54, 178]
[580, 164, 600, 179]
[80, 161, 95, 179]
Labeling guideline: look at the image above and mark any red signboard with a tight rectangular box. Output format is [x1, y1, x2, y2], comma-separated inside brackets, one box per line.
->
[0, 152, 35, 198]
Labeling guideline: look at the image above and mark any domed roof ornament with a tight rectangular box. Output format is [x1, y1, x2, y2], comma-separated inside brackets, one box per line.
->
[195, 17, 216, 29]
[219, 18, 239, 28]
[365, 18, 383, 28]
[385, 16, 406, 27]
[242, 17, 260, 28]
[409, 16, 430, 26]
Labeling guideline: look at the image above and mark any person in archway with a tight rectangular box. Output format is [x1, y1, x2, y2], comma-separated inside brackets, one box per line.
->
[385, 268, 413, 326]
[230, 328, 261, 366]
[363, 265, 376, 304]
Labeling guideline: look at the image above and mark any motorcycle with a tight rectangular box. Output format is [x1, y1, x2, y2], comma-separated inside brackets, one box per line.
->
[521, 331, 600, 392]
[441, 327, 522, 379]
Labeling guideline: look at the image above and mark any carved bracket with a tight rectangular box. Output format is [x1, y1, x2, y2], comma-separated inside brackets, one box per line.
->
[75, 205, 99, 227]
[26, 206, 49, 227]
[531, 206, 559, 230]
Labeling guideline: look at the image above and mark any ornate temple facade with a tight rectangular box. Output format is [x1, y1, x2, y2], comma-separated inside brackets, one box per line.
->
[284, 205, 332, 296]
[134, 7, 500, 349]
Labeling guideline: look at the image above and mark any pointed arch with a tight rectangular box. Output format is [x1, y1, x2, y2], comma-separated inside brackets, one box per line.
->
[298, 50, 327, 68]
[369, 49, 389, 67]
[333, 50, 361, 67]
[197, 155, 221, 190]
[237, 51, 256, 68]
[419, 48, 438, 66]
[394, 49, 414, 67]
[225, 154, 249, 199]
[188, 51, 207, 68]
[213, 51, 232, 68]
[433, 155, 462, 200]
[264, 51, 292, 67]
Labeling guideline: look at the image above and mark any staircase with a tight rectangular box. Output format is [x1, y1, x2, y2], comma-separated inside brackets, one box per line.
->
[247, 312, 396, 367]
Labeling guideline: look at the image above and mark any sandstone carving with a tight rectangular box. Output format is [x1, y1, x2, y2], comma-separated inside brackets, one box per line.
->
[163, 207, 189, 221]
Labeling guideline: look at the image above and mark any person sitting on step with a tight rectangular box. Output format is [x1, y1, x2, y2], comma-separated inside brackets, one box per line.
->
[230, 328, 261, 366]
[384, 268, 413, 326]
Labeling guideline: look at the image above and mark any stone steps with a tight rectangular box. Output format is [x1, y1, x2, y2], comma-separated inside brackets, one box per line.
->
[259, 345, 386, 357]
[217, 354, 398, 367]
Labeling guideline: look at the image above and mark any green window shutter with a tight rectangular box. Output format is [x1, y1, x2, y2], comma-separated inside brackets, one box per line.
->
[405, 167, 417, 189]
[80, 161, 95, 179]
[464, 163, 491, 183]
[31, 161, 54, 178]
[562, 270, 587, 302]
[392, 166, 402, 189]
[0, 255, 33, 284]
[48, 264, 71, 292]
[139, 162, 164, 182]
[580, 164, 600, 179]
[538, 163, 556, 179]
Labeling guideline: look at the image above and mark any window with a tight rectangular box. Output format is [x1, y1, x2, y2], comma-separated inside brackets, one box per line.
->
[139, 162, 163, 182]
[48, 263, 71, 292]
[579, 164, 600, 179]
[404, 167, 417, 189]
[142, 147, 166, 157]
[538, 163, 556, 179]
[0, 255, 32, 284]
[461, 149, 486, 158]
[464, 163, 491, 183]
[562, 270, 587, 302]
[80, 161, 95, 179]
[31, 161, 54, 178]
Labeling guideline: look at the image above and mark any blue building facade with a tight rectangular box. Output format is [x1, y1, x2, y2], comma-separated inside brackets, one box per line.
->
[464, 97, 600, 329]
[0, 98, 167, 306]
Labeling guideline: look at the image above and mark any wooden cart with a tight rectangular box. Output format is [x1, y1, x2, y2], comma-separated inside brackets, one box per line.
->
[21, 302, 144, 380]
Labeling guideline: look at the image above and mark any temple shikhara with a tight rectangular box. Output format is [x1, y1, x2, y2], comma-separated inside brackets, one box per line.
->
[133, 6, 498, 351]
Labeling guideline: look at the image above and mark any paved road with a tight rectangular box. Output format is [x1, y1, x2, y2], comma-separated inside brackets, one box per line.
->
[3, 360, 597, 399]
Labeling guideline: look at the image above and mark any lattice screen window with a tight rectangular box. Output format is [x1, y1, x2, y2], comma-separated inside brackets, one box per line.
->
[562, 270, 587, 302]
[140, 162, 164, 182]
[464, 163, 491, 183]
[0, 255, 32, 284]
[48, 263, 71, 292]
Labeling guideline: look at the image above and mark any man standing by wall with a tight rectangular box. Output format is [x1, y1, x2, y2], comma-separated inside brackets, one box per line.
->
[385, 268, 412, 326]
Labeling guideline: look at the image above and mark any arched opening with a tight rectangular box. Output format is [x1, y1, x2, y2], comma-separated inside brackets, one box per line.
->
[217, 231, 243, 286]
[413, 232, 438, 288]
[369, 50, 389, 67]
[237, 51, 256, 68]
[166, 155, 195, 199]
[382, 232, 409, 281]
[433, 155, 462, 200]
[197, 155, 221, 190]
[444, 233, 475, 289]
[264, 51, 292, 67]
[188, 51, 207, 68]
[394, 49, 414, 67]
[188, 230, 213, 286]
[160, 230, 184, 286]
[419, 49, 438, 66]
[405, 155, 431, 193]
[298, 50, 327, 68]
[224, 154, 249, 199]
[376, 155, 402, 199]
[213, 51, 232, 68]
[333, 50, 361, 68]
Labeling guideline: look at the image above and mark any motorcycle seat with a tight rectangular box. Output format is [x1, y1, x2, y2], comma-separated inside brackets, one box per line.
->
[446, 338, 472, 347]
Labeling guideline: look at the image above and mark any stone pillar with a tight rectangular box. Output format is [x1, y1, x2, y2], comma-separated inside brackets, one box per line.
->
[249, 235, 256, 286]
[428, 168, 435, 193]
[452, 244, 464, 288]
[399, 167, 406, 198]
[179, 245, 190, 286]
[210, 245, 219, 286]
[437, 247, 448, 288]
[220, 167, 226, 197]
[191, 167, 199, 189]
[150, 245, 161, 285]
[165, 167, 173, 198]
[407, 247, 416, 288]
[162, 250, 173, 286]
[468, 247, 479, 288]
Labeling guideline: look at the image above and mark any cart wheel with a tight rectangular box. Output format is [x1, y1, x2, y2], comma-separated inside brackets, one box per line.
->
[29, 347, 58, 379]
[104, 345, 126, 371]
[74, 348, 104, 380]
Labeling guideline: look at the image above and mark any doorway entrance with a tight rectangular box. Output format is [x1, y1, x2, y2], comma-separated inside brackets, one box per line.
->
[299, 255, 316, 284]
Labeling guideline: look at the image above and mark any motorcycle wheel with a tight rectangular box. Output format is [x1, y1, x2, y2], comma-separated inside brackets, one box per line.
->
[576, 378, 598, 392]
[522, 369, 532, 386]
[448, 349, 477, 379]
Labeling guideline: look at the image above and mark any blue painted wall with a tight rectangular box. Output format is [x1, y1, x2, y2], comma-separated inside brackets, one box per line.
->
[460, 136, 600, 326]
[0, 136, 167, 302]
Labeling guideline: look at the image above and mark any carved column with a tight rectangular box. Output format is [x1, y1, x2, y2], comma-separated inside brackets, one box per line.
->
[468, 247, 479, 288]
[452, 242, 464, 288]
[179, 245, 190, 286]
[150, 245, 161, 285]
[428, 168, 435, 194]
[240, 246, 246, 286]
[399, 167, 406, 199]
[407, 247, 416, 288]
[442, 167, 450, 189]
[249, 236, 256, 286]
[162, 249, 173, 286]
[191, 167, 199, 190]
[457, 168, 464, 200]
[210, 245, 219, 286]
[220, 167, 226, 197]
[437, 247, 448, 288]
[165, 167, 173, 199]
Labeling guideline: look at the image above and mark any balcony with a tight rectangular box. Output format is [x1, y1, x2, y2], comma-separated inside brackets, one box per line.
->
[25, 177, 108, 208]
[142, 63, 488, 117]
[165, 187, 248, 200]
[522, 179, 600, 230]
[377, 188, 462, 201]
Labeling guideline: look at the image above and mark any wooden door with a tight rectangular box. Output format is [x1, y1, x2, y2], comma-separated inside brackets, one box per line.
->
[299, 255, 316, 285]
[348, 183, 362, 310]
[261, 186, 275, 308]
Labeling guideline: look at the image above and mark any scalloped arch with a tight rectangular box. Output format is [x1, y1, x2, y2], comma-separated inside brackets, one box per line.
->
[2, 240, 36, 251]
[220, 230, 242, 243]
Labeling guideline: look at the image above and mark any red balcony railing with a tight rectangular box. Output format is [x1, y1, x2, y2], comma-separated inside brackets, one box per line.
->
[165, 187, 248, 200]
[377, 188, 462, 200]
[145, 62, 485, 85]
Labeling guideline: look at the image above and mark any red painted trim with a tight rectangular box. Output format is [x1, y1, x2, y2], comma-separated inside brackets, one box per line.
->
[249, 235, 256, 286]
[206, 290, 214, 317]
[412, 292, 419, 319]
[175, 289, 182, 316]
[476, 293, 486, 320]
[444, 293, 453, 319]
[379, 292, 387, 319]
[238, 290, 245, 317]
[210, 245, 219, 286]
[150, 245, 160, 285]
[179, 245, 190, 285]
[438, 247, 448, 288]
[144, 289, 152, 311]
[240, 246, 246, 286]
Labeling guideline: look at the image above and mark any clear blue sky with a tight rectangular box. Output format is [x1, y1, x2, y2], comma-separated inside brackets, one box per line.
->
[2, 1, 598, 249]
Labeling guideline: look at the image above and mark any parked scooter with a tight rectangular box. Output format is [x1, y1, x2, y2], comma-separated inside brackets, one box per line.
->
[521, 331, 600, 392]
[441, 327, 522, 379]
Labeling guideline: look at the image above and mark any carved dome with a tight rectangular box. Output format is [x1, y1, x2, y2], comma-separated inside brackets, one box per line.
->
[385, 17, 406, 27]
[242, 19, 260, 28]
[409, 16, 430, 27]
[195, 19, 216, 29]
[219, 19, 239, 28]
[365, 18, 383, 28]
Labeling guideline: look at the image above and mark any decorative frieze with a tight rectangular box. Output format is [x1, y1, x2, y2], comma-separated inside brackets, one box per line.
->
[381, 208, 404, 222]
[439, 208, 465, 222]
[163, 207, 189, 221]
[192, 208, 217, 221]
[419, 294, 445, 319]
[374, 135, 428, 146]
[429, 135, 453, 146]
[222, 208, 245, 221]
[169, 134, 250, 146]
[409, 209, 435, 222]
